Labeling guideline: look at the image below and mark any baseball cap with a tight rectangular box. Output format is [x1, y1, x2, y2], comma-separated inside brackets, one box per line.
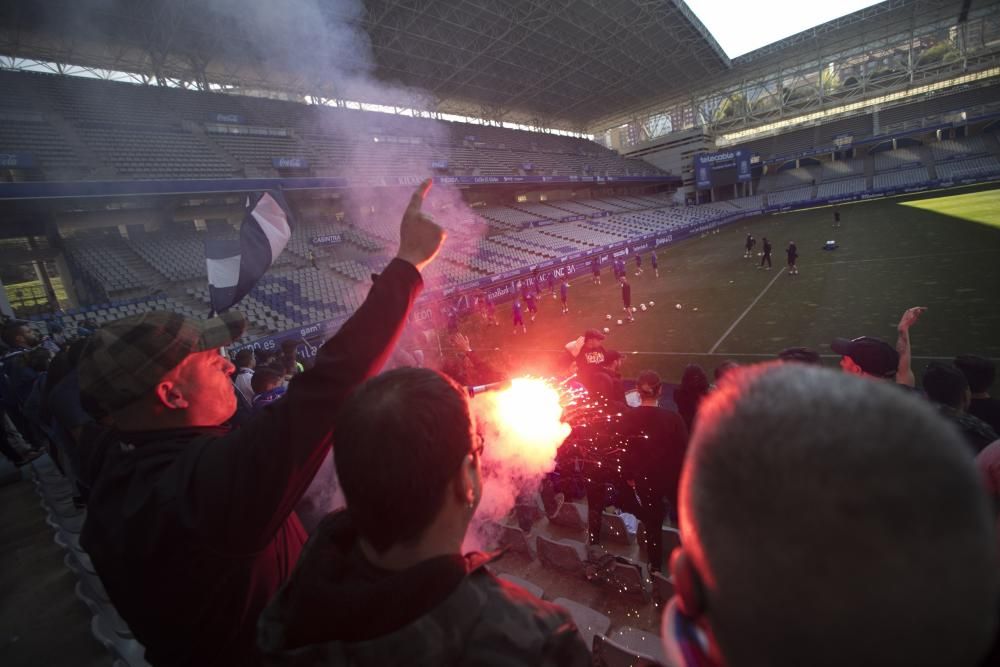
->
[831, 336, 899, 378]
[79, 310, 246, 412]
[584, 328, 606, 341]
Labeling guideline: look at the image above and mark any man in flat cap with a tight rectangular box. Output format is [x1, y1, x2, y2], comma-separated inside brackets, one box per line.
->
[76, 181, 444, 667]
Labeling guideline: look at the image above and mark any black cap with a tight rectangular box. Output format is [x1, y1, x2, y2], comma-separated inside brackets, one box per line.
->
[584, 328, 606, 341]
[831, 336, 899, 377]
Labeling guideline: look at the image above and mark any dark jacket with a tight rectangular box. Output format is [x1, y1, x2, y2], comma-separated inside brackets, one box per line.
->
[78, 259, 422, 667]
[588, 367, 626, 405]
[258, 511, 591, 666]
[938, 405, 998, 455]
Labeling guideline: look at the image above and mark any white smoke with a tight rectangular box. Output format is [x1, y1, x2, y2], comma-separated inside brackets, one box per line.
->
[464, 379, 572, 552]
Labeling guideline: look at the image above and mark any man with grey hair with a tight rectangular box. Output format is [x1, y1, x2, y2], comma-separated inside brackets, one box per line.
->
[661, 363, 998, 667]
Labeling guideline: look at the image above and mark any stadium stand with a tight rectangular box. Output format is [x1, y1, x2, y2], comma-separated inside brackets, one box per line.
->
[758, 165, 820, 193]
[873, 146, 924, 171]
[817, 176, 867, 198]
[62, 233, 151, 294]
[930, 135, 993, 161]
[77, 125, 237, 180]
[766, 186, 815, 206]
[28, 454, 152, 666]
[872, 165, 931, 190]
[0, 70, 665, 181]
[821, 158, 865, 179]
[936, 155, 1000, 180]
[0, 111, 89, 178]
[512, 202, 580, 220]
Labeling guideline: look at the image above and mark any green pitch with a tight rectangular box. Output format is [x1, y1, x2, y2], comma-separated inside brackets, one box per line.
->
[463, 183, 1000, 390]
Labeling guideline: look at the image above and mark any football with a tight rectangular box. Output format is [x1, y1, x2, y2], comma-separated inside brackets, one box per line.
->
[603, 327, 610, 334]
[606, 314, 612, 320]
[617, 319, 623, 325]
[631, 306, 637, 312]
[675, 303, 682, 310]
[640, 304, 647, 311]
[648, 301, 655, 307]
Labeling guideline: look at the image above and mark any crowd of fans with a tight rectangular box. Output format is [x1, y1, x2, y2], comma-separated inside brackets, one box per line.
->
[1, 180, 998, 666]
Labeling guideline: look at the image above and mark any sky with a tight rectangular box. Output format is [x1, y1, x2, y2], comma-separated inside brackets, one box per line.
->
[684, 0, 885, 58]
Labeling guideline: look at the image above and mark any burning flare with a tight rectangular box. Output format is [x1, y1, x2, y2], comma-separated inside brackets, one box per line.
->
[476, 377, 573, 469]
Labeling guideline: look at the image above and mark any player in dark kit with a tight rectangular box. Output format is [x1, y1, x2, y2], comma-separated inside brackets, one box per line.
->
[523, 289, 538, 322]
[651, 252, 659, 277]
[744, 234, 755, 258]
[531, 268, 541, 295]
[483, 292, 499, 326]
[560, 281, 570, 314]
[833, 207, 841, 227]
[547, 272, 556, 298]
[512, 299, 526, 334]
[634, 252, 643, 275]
[786, 241, 799, 276]
[621, 279, 635, 322]
[759, 237, 772, 269]
[591, 258, 601, 285]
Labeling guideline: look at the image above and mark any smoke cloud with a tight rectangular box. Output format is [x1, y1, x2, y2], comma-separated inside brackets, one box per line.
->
[465, 378, 573, 552]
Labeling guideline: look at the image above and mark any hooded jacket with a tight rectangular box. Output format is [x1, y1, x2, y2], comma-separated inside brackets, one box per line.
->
[258, 511, 591, 667]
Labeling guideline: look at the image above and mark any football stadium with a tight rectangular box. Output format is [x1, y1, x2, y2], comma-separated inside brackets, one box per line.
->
[2, 1, 999, 665]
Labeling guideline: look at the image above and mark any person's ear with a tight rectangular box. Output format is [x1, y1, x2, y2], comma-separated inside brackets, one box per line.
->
[670, 547, 707, 619]
[453, 454, 480, 510]
[840, 356, 863, 376]
[155, 381, 190, 410]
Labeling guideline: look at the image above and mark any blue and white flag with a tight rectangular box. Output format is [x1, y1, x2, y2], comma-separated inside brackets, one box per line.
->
[205, 190, 293, 313]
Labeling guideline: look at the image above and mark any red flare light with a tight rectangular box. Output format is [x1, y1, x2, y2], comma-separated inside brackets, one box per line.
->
[473, 377, 572, 469]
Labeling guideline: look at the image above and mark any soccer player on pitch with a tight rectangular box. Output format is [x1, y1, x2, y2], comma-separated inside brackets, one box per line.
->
[523, 286, 538, 322]
[622, 278, 635, 322]
[651, 251, 659, 277]
[833, 207, 841, 228]
[512, 299, 526, 335]
[591, 257, 601, 285]
[786, 241, 799, 276]
[635, 252, 643, 275]
[744, 234, 755, 258]
[759, 237, 772, 270]
[482, 291, 499, 326]
[560, 281, 570, 314]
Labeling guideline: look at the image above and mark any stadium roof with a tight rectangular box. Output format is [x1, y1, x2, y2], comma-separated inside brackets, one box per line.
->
[0, 0, 984, 133]
[0, 0, 732, 130]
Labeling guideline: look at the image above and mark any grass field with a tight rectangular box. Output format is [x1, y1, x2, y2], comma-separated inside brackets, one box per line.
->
[460, 183, 1000, 391]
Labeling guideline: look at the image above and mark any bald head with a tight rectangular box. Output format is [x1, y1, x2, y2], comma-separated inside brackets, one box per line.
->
[679, 363, 997, 667]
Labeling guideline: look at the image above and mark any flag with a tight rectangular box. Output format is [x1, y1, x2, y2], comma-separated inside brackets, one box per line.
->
[205, 190, 293, 313]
